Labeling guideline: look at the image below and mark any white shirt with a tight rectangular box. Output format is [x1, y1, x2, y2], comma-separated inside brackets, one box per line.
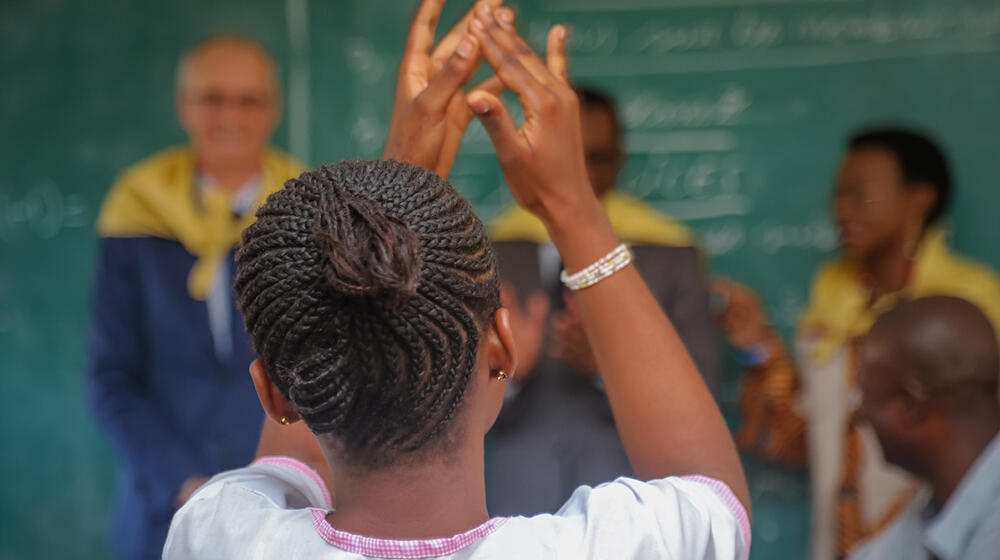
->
[165, 457, 750, 559]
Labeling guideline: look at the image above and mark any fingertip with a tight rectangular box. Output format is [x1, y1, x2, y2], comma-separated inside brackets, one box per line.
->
[497, 6, 514, 27]
[456, 35, 477, 58]
[466, 91, 492, 114]
[476, 0, 492, 19]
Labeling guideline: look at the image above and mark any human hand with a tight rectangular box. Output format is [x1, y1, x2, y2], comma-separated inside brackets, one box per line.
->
[711, 276, 773, 349]
[174, 474, 209, 509]
[501, 283, 549, 381]
[383, 0, 505, 178]
[465, 5, 595, 224]
[549, 293, 598, 375]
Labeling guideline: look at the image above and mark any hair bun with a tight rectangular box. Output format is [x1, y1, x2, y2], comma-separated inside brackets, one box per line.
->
[311, 167, 422, 309]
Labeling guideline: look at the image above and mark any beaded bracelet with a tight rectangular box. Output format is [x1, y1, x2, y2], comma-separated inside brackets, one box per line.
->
[560, 243, 633, 291]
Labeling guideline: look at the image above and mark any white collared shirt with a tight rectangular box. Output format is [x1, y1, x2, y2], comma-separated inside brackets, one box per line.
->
[165, 457, 750, 559]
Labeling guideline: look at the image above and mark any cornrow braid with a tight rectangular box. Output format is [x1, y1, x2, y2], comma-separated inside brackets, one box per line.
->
[234, 160, 500, 467]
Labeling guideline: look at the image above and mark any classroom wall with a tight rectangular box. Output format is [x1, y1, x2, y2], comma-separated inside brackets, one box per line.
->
[2, 0, 1000, 558]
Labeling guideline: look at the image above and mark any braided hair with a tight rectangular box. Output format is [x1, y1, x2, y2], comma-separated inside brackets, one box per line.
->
[234, 160, 501, 468]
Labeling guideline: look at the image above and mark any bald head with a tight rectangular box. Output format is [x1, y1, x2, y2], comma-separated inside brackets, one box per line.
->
[860, 296, 1000, 499]
[867, 296, 999, 400]
[176, 34, 278, 97]
[856, 296, 999, 478]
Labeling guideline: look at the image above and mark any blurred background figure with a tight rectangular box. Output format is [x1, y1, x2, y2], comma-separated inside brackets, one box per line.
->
[486, 86, 720, 516]
[86, 34, 302, 559]
[715, 128, 1000, 560]
[848, 296, 1000, 560]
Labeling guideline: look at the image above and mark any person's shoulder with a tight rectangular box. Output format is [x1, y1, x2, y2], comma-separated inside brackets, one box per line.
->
[920, 240, 1000, 332]
[112, 146, 193, 188]
[846, 498, 924, 560]
[964, 493, 1000, 559]
[926, 248, 1000, 299]
[101, 146, 191, 212]
[809, 257, 855, 295]
[488, 205, 550, 243]
[502, 476, 749, 560]
[604, 192, 693, 247]
[97, 146, 194, 236]
[164, 458, 332, 559]
[263, 147, 307, 178]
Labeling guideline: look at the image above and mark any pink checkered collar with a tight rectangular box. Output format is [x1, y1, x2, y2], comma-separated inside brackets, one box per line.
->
[310, 509, 508, 559]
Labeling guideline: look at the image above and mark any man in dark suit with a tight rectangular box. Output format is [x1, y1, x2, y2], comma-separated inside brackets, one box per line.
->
[486, 87, 721, 515]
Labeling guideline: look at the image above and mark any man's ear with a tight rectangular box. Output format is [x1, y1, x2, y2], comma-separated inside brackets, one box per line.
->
[250, 359, 300, 424]
[900, 377, 931, 425]
[488, 308, 518, 380]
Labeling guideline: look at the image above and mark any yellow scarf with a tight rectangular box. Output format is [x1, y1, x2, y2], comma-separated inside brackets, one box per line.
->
[97, 146, 304, 300]
[489, 190, 693, 247]
[800, 226, 1000, 361]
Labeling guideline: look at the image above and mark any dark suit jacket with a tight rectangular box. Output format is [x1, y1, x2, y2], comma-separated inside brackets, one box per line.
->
[486, 240, 720, 516]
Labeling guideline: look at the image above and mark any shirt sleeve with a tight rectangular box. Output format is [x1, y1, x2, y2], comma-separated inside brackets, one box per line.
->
[554, 475, 750, 560]
[163, 457, 331, 559]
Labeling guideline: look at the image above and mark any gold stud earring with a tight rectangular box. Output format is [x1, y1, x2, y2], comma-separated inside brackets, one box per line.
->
[495, 370, 508, 381]
[279, 416, 290, 425]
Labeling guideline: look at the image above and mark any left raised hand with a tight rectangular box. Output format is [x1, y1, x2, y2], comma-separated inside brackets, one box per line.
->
[383, 0, 505, 178]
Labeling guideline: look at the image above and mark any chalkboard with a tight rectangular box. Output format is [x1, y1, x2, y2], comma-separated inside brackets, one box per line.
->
[3, 0, 1000, 558]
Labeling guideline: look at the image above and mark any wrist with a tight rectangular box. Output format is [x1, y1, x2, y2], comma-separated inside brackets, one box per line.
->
[541, 192, 605, 239]
[545, 199, 620, 273]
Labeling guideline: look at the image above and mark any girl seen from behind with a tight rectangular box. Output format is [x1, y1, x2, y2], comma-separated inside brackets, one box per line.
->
[165, 1, 751, 558]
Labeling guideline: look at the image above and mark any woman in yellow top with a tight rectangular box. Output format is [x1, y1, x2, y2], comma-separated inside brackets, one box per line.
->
[715, 128, 1000, 560]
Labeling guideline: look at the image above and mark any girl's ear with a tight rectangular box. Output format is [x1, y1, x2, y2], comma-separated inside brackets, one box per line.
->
[476, 307, 518, 433]
[488, 308, 518, 380]
[250, 359, 300, 424]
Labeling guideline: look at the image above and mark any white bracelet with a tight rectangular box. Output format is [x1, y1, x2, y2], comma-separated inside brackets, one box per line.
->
[560, 243, 633, 291]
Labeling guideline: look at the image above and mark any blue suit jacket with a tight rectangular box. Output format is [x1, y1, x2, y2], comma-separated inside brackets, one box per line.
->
[87, 236, 263, 559]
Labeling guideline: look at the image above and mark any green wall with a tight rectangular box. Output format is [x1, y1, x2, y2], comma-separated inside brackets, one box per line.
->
[3, 0, 1000, 557]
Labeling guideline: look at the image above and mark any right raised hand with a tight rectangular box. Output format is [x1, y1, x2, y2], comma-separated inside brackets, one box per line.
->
[467, 6, 751, 516]
[465, 4, 593, 224]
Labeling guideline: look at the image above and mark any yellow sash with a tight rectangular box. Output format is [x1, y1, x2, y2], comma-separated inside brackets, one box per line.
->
[97, 146, 304, 300]
[489, 190, 693, 247]
[800, 226, 1000, 362]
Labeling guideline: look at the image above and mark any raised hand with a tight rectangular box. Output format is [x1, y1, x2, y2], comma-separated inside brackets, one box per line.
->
[467, 6, 751, 513]
[383, 0, 505, 178]
[465, 4, 593, 224]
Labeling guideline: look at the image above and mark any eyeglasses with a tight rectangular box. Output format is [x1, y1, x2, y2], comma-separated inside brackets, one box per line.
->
[183, 92, 273, 111]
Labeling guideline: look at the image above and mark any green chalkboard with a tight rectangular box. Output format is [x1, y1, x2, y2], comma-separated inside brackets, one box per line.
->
[3, 0, 1000, 558]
